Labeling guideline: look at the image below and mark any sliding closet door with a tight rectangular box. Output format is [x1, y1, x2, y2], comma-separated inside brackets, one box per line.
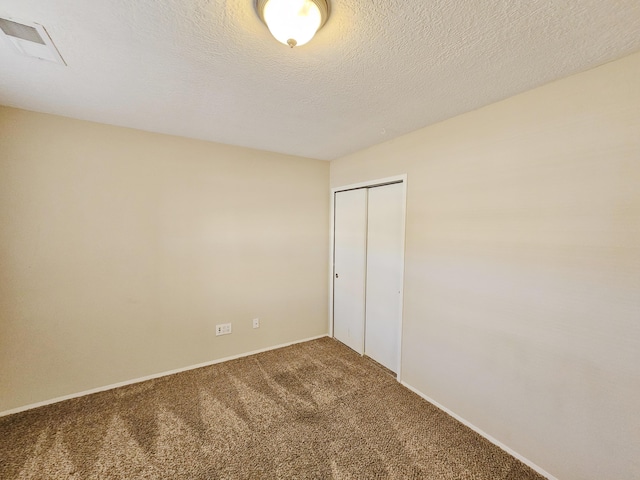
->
[333, 189, 368, 354]
[364, 183, 404, 372]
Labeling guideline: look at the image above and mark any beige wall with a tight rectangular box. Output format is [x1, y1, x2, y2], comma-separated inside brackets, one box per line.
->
[331, 52, 640, 480]
[0, 107, 329, 412]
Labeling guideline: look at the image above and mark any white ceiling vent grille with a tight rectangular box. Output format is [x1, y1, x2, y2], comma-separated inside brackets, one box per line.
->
[0, 17, 65, 65]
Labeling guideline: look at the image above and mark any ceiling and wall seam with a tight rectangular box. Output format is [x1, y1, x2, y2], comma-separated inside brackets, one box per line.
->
[0, 0, 639, 160]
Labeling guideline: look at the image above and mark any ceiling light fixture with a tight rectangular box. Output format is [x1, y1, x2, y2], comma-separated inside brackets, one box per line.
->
[256, 0, 330, 48]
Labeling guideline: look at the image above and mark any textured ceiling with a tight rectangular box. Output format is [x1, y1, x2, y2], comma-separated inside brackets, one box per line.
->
[1, 1, 639, 160]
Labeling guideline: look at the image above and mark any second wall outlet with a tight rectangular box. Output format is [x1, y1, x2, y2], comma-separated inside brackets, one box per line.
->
[253, 318, 260, 329]
[216, 323, 232, 336]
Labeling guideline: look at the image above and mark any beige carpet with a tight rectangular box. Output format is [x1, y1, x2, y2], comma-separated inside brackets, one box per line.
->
[0, 337, 545, 479]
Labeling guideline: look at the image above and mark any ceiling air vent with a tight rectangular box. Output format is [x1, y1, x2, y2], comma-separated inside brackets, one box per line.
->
[0, 17, 65, 65]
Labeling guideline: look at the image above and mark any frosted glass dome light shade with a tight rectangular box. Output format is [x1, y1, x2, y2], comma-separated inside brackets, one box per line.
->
[257, 0, 329, 47]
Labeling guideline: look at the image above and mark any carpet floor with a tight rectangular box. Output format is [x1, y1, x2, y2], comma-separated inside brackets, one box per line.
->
[0, 337, 546, 479]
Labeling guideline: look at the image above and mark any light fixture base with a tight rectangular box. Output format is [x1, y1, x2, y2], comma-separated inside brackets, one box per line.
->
[255, 0, 330, 32]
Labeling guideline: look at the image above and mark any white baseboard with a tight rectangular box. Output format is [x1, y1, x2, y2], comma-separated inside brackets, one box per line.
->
[400, 381, 558, 480]
[0, 334, 329, 418]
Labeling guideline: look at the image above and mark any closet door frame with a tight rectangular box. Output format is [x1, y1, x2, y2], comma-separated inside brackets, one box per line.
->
[329, 174, 407, 381]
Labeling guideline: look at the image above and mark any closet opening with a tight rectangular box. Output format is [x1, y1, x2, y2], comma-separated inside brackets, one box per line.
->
[329, 175, 407, 380]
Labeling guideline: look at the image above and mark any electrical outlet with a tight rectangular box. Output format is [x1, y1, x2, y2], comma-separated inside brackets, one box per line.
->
[253, 318, 260, 329]
[215, 323, 232, 336]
